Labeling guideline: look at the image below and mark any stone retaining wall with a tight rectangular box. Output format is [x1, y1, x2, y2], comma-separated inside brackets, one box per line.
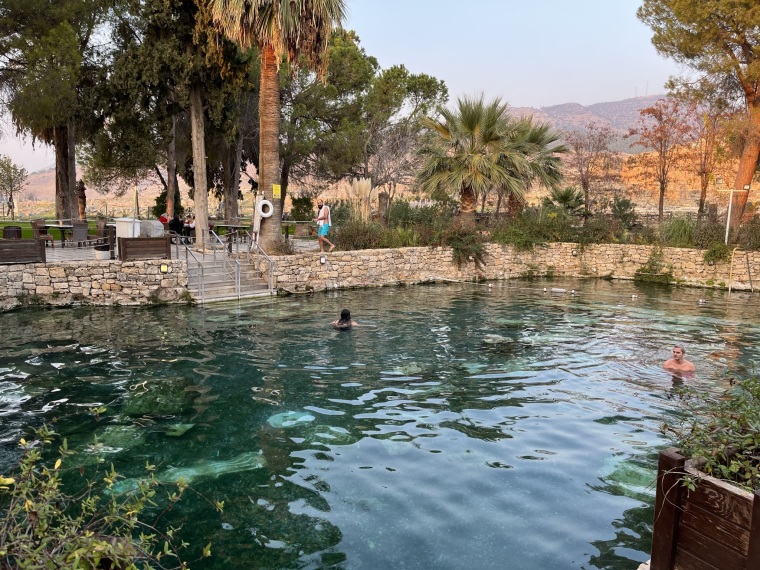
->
[0, 243, 757, 311]
[0, 259, 187, 311]
[268, 243, 760, 293]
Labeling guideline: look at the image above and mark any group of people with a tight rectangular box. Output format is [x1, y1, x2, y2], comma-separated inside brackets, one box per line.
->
[157, 196, 336, 251]
[161, 212, 196, 240]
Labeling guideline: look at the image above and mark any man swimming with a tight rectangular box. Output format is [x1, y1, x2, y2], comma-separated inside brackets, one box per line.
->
[663, 345, 695, 374]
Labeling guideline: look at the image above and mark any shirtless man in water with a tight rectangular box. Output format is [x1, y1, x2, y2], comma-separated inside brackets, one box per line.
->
[663, 345, 695, 374]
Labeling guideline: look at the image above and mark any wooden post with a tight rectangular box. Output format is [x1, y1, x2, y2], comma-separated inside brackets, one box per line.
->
[748, 490, 760, 569]
[651, 447, 686, 570]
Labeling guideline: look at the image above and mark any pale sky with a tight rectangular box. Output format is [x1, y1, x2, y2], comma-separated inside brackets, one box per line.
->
[1, 0, 679, 173]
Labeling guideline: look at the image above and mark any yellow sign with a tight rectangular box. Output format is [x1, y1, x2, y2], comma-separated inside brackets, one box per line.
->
[272, 184, 281, 199]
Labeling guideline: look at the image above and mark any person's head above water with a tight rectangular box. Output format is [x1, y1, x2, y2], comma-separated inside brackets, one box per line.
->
[338, 309, 351, 324]
[664, 344, 695, 374]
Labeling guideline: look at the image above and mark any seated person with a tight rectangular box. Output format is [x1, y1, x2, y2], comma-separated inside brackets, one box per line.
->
[183, 216, 196, 237]
[168, 213, 184, 235]
[332, 309, 358, 330]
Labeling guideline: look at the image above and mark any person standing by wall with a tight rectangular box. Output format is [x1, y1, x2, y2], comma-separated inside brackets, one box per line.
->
[313, 197, 335, 252]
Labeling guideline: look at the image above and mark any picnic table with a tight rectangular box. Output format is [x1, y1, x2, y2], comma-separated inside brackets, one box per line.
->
[45, 221, 73, 248]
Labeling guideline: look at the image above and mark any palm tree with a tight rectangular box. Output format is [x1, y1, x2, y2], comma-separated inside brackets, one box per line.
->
[543, 187, 584, 216]
[417, 95, 565, 226]
[210, 0, 346, 250]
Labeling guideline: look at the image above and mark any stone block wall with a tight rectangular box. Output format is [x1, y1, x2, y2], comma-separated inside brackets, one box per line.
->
[0, 259, 187, 311]
[267, 243, 760, 293]
[1, 243, 757, 311]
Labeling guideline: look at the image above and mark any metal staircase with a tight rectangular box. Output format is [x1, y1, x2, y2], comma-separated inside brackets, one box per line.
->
[173, 230, 275, 303]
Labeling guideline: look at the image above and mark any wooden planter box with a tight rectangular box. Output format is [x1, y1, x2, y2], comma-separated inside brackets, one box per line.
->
[651, 447, 760, 569]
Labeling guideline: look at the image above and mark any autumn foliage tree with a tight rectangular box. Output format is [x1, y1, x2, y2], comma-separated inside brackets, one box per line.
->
[563, 122, 618, 218]
[627, 98, 694, 220]
[638, 0, 760, 232]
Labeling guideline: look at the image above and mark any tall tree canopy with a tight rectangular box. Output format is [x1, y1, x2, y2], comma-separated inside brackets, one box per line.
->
[279, 31, 447, 210]
[638, 0, 760, 231]
[417, 95, 565, 226]
[210, 0, 346, 250]
[0, 0, 117, 219]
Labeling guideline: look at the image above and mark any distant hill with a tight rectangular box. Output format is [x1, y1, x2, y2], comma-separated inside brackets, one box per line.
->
[509, 94, 663, 134]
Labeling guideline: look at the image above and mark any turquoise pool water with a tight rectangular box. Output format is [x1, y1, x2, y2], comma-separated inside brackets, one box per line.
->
[1, 279, 758, 569]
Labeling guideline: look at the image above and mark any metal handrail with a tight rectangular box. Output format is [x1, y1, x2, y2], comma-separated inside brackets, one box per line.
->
[170, 232, 204, 302]
[206, 230, 241, 298]
[242, 232, 275, 293]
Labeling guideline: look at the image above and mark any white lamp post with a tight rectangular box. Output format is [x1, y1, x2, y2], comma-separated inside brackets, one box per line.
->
[717, 183, 751, 244]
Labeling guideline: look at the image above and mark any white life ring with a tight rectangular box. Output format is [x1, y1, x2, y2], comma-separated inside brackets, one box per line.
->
[257, 199, 274, 218]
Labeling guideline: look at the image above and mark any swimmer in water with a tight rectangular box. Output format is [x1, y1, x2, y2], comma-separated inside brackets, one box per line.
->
[663, 345, 695, 374]
[332, 309, 358, 330]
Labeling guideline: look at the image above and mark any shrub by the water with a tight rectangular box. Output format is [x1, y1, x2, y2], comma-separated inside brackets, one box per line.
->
[0, 426, 212, 569]
[661, 217, 696, 248]
[433, 224, 485, 268]
[663, 378, 760, 492]
[490, 207, 577, 250]
[694, 221, 725, 249]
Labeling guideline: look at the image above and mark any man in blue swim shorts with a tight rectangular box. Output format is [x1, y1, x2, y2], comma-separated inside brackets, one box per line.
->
[313, 197, 335, 252]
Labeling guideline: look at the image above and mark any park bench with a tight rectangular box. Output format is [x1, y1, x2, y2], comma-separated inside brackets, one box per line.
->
[117, 236, 171, 261]
[0, 239, 46, 264]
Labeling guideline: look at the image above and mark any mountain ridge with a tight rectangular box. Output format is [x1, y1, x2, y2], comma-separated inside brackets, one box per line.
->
[509, 94, 664, 133]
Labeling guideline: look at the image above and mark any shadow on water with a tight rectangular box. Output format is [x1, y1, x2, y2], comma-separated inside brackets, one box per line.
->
[2, 279, 759, 569]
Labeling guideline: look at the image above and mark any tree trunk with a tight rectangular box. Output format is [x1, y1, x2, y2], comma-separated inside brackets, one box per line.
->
[53, 125, 73, 221]
[729, 100, 760, 234]
[189, 82, 208, 249]
[257, 45, 282, 250]
[167, 114, 177, 218]
[459, 184, 477, 227]
[76, 180, 86, 220]
[698, 172, 709, 216]
[507, 192, 521, 218]
[67, 120, 78, 220]
[582, 180, 590, 218]
[658, 180, 666, 222]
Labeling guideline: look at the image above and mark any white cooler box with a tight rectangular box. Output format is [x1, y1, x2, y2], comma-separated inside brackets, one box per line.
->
[139, 220, 165, 237]
[114, 217, 141, 238]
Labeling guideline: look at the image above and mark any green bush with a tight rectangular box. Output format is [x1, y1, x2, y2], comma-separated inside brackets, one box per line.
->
[151, 189, 184, 218]
[387, 200, 452, 229]
[334, 220, 387, 250]
[703, 241, 732, 265]
[0, 426, 213, 569]
[577, 215, 615, 245]
[663, 378, 760, 492]
[694, 221, 725, 249]
[661, 217, 696, 248]
[328, 199, 354, 226]
[290, 190, 319, 221]
[490, 207, 577, 250]
[634, 246, 673, 284]
[610, 196, 637, 230]
[434, 224, 485, 268]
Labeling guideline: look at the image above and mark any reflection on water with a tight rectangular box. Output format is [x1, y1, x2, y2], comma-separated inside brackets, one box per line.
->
[1, 279, 758, 569]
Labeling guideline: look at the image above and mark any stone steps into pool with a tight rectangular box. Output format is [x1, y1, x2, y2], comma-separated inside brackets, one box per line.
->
[186, 258, 272, 303]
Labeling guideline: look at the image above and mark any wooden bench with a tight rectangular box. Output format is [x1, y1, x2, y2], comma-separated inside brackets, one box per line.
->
[0, 239, 46, 264]
[117, 236, 171, 261]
